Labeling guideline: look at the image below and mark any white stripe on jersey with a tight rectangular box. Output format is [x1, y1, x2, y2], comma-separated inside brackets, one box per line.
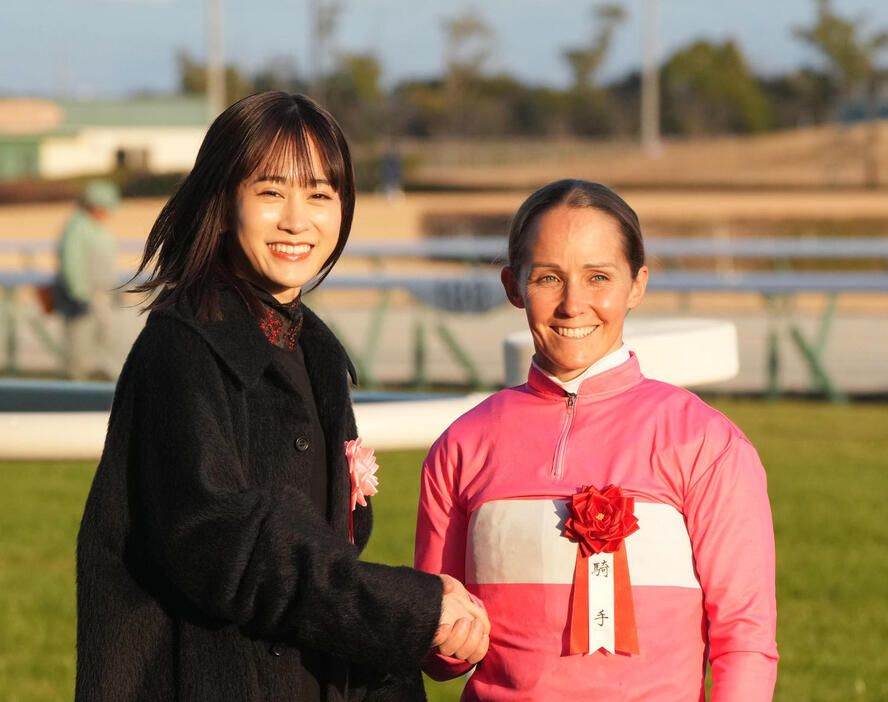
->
[466, 499, 701, 589]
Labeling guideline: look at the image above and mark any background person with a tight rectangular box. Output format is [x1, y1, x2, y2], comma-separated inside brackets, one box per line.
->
[55, 180, 120, 380]
[415, 179, 777, 701]
[76, 92, 488, 702]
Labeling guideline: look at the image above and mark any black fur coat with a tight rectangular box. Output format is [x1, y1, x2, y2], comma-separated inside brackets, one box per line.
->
[75, 286, 442, 701]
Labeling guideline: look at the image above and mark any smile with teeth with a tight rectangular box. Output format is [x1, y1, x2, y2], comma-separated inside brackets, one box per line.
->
[268, 242, 312, 255]
[553, 326, 597, 339]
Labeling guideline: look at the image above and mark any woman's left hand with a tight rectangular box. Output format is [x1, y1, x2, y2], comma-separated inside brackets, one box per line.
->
[432, 574, 490, 664]
[435, 617, 490, 663]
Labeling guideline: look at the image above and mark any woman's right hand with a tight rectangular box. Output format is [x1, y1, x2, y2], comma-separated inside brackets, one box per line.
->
[431, 574, 491, 664]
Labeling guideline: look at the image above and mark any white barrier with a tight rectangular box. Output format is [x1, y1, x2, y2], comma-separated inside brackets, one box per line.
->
[2, 412, 110, 461]
[353, 394, 490, 452]
[503, 318, 738, 388]
[0, 395, 491, 461]
[1, 318, 738, 461]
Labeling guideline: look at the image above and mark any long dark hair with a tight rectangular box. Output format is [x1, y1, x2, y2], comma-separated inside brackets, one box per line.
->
[507, 179, 645, 279]
[132, 91, 355, 319]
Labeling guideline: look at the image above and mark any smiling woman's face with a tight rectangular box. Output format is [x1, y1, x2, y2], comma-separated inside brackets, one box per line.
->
[231, 142, 341, 303]
[502, 204, 648, 382]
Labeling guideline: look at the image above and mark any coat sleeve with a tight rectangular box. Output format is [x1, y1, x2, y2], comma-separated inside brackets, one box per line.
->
[683, 434, 779, 701]
[414, 434, 476, 681]
[124, 320, 442, 676]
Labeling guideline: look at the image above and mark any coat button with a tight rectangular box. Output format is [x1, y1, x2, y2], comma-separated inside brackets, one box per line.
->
[295, 437, 310, 452]
[270, 644, 283, 656]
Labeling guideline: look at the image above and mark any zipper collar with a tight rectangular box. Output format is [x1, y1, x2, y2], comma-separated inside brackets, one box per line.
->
[534, 344, 631, 393]
[527, 352, 645, 402]
[551, 390, 577, 480]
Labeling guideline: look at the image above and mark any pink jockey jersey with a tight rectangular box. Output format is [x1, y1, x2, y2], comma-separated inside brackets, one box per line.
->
[415, 355, 777, 702]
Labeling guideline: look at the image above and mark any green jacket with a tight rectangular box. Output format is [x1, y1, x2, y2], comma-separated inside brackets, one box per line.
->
[57, 209, 116, 303]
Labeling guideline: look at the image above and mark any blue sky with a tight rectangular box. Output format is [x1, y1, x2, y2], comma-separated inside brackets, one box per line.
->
[3, 0, 888, 98]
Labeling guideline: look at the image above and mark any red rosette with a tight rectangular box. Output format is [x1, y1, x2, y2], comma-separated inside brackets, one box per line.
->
[563, 484, 640, 556]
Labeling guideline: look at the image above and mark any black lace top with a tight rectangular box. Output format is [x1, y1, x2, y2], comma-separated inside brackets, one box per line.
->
[250, 285, 304, 350]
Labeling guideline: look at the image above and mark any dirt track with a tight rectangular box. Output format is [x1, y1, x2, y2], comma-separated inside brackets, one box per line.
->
[3, 187, 888, 248]
[409, 122, 888, 190]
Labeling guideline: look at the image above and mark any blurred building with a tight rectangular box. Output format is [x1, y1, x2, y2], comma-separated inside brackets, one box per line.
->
[0, 97, 208, 181]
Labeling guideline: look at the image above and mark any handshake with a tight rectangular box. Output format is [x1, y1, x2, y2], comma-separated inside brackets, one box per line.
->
[431, 574, 490, 665]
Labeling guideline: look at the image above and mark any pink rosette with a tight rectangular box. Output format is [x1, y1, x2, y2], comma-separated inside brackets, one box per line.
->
[345, 438, 379, 511]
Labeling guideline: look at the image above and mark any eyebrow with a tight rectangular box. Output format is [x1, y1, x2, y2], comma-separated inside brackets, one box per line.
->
[250, 174, 332, 187]
[529, 262, 618, 270]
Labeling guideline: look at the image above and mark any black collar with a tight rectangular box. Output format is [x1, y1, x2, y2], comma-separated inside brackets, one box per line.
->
[249, 283, 303, 323]
[152, 286, 357, 389]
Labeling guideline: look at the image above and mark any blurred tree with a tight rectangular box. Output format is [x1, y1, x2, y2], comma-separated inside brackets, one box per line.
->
[170, 9, 888, 149]
[465, 73, 559, 137]
[563, 4, 625, 92]
[176, 51, 255, 107]
[607, 70, 643, 138]
[393, 76, 573, 139]
[793, 0, 888, 185]
[310, 0, 345, 104]
[323, 52, 386, 141]
[483, 78, 568, 136]
[441, 9, 496, 136]
[794, 0, 888, 96]
[338, 53, 383, 103]
[392, 79, 447, 138]
[562, 4, 626, 136]
[759, 68, 833, 128]
[661, 40, 772, 135]
[442, 10, 494, 85]
[253, 57, 309, 94]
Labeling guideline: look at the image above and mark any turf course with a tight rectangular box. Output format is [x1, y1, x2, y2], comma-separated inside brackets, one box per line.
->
[1, 399, 886, 701]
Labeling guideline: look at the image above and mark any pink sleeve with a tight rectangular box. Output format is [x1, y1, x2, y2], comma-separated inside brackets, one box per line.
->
[414, 438, 474, 681]
[684, 436, 778, 702]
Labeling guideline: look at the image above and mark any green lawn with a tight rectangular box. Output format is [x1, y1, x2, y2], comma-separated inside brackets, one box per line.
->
[1, 399, 886, 701]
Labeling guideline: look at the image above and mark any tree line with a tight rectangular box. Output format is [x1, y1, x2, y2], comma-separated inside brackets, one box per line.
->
[177, 0, 886, 144]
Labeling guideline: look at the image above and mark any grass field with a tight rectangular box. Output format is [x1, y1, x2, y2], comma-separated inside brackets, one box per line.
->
[1, 399, 887, 701]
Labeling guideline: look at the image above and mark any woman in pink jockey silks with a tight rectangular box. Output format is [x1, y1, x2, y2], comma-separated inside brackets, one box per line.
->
[414, 180, 778, 702]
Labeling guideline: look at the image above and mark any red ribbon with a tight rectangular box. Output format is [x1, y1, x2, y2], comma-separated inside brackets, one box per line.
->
[564, 485, 640, 656]
[568, 542, 639, 655]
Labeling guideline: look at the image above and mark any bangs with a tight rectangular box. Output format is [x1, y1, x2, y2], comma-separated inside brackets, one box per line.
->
[244, 123, 348, 194]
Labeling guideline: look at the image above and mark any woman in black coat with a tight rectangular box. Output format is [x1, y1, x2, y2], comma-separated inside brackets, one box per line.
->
[75, 92, 489, 702]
